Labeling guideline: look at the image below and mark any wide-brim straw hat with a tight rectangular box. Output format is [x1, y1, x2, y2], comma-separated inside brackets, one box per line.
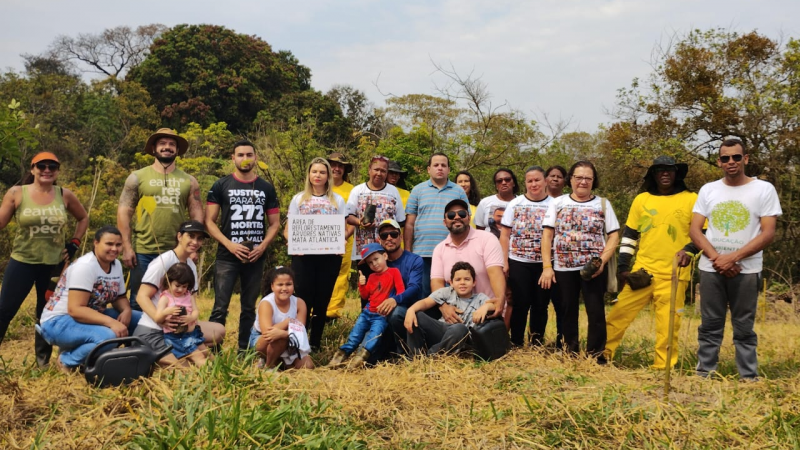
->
[144, 128, 189, 156]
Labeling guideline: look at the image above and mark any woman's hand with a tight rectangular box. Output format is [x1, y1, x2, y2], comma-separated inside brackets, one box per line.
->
[117, 308, 132, 327]
[539, 267, 556, 289]
[591, 261, 606, 278]
[263, 327, 287, 343]
[108, 320, 128, 338]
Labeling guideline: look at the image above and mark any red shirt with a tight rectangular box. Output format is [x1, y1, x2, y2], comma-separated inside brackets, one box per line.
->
[359, 268, 405, 312]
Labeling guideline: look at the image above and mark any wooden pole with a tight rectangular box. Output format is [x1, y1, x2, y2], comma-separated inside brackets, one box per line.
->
[664, 254, 680, 401]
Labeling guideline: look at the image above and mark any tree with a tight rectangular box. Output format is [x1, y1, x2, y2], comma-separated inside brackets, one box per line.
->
[49, 25, 166, 78]
[128, 24, 311, 133]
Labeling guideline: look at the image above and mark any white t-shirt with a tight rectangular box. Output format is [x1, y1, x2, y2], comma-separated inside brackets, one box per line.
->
[475, 194, 512, 228]
[693, 178, 782, 273]
[136, 251, 199, 330]
[288, 192, 346, 216]
[500, 195, 552, 263]
[253, 293, 298, 333]
[542, 194, 620, 271]
[346, 183, 406, 260]
[41, 252, 127, 323]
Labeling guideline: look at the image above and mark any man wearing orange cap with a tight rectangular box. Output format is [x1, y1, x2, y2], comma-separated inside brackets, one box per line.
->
[117, 128, 205, 310]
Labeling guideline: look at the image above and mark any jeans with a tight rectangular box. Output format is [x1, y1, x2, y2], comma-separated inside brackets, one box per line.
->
[0, 258, 58, 366]
[40, 308, 143, 368]
[341, 309, 387, 355]
[508, 260, 551, 346]
[128, 253, 158, 311]
[388, 304, 410, 354]
[420, 257, 432, 300]
[697, 271, 760, 378]
[209, 257, 266, 350]
[291, 254, 342, 349]
[406, 311, 470, 355]
[555, 270, 607, 357]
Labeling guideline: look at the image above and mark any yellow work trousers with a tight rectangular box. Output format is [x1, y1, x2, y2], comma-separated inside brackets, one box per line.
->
[604, 277, 688, 369]
[326, 235, 354, 318]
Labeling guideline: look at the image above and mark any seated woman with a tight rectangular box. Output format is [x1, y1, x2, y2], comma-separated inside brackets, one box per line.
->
[133, 221, 225, 368]
[404, 261, 496, 355]
[39, 226, 141, 371]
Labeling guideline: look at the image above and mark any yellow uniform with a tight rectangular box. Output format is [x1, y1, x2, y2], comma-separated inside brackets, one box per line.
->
[605, 190, 697, 369]
[326, 181, 354, 318]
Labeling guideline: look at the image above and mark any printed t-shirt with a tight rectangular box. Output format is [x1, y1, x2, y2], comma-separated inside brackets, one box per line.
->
[133, 166, 192, 254]
[207, 174, 280, 262]
[12, 186, 69, 265]
[542, 194, 620, 271]
[429, 286, 490, 328]
[626, 191, 697, 280]
[474, 194, 511, 228]
[431, 228, 505, 298]
[41, 252, 126, 323]
[693, 178, 782, 274]
[136, 251, 199, 330]
[346, 183, 405, 260]
[500, 194, 551, 263]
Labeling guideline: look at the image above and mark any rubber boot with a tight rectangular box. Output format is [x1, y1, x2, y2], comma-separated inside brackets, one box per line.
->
[348, 348, 370, 369]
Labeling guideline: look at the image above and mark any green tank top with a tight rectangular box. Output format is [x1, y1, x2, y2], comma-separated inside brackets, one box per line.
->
[133, 166, 192, 254]
[11, 186, 68, 265]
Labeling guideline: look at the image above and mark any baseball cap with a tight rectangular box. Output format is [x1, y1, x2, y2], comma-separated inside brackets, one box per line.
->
[378, 219, 401, 231]
[444, 199, 470, 214]
[178, 220, 209, 237]
[358, 243, 385, 264]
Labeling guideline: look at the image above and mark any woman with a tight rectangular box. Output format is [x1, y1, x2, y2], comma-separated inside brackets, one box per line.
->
[325, 152, 355, 320]
[133, 220, 225, 368]
[499, 166, 552, 347]
[39, 226, 141, 370]
[387, 160, 411, 209]
[545, 165, 567, 198]
[284, 157, 351, 350]
[539, 161, 619, 363]
[346, 155, 405, 260]
[475, 168, 519, 232]
[0, 151, 88, 367]
[455, 170, 480, 227]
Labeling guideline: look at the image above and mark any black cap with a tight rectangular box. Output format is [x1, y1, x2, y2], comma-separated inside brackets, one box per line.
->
[444, 199, 470, 214]
[178, 220, 209, 237]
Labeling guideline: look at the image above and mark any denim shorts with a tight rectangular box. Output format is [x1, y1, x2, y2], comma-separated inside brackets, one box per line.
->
[164, 327, 205, 359]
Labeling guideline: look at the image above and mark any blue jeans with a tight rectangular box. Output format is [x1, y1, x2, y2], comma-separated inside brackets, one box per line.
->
[341, 309, 387, 355]
[128, 253, 158, 311]
[209, 256, 266, 350]
[40, 309, 142, 368]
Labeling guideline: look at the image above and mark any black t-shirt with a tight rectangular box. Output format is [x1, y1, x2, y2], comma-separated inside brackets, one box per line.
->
[207, 174, 280, 261]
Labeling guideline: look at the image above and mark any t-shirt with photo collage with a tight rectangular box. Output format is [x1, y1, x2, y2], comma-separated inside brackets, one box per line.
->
[500, 195, 552, 263]
[288, 192, 346, 216]
[542, 195, 620, 271]
[346, 183, 405, 260]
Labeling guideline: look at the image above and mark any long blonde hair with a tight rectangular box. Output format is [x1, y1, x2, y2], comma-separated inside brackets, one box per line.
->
[299, 157, 337, 208]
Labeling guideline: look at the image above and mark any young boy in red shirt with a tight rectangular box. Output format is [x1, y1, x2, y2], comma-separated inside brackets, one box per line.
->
[328, 243, 405, 368]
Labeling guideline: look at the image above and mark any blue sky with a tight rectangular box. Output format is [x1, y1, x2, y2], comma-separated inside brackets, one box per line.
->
[1, 0, 797, 131]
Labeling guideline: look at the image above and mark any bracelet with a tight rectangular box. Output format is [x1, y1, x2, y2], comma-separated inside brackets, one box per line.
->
[543, 265, 552, 269]
[69, 238, 81, 246]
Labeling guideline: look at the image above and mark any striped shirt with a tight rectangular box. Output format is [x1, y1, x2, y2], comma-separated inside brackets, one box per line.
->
[406, 180, 469, 257]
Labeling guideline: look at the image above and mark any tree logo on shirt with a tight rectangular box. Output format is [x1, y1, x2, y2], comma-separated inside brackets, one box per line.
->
[710, 200, 749, 236]
[637, 207, 678, 241]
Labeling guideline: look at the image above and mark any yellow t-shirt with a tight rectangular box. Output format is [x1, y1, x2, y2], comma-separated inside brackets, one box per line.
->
[626, 191, 697, 281]
[397, 187, 411, 210]
[332, 181, 354, 202]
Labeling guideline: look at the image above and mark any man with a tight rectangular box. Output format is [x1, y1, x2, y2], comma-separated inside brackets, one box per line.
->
[404, 153, 469, 299]
[604, 156, 698, 369]
[691, 138, 781, 380]
[205, 140, 280, 352]
[372, 219, 424, 355]
[326, 152, 355, 320]
[431, 199, 506, 323]
[118, 128, 204, 310]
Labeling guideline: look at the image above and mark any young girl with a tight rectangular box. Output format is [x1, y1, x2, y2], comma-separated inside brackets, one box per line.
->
[155, 263, 209, 366]
[249, 267, 314, 369]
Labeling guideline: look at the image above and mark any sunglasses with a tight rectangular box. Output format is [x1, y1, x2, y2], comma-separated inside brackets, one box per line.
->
[719, 154, 744, 163]
[379, 230, 400, 240]
[445, 210, 469, 220]
[495, 177, 513, 184]
[34, 162, 60, 171]
[371, 155, 389, 162]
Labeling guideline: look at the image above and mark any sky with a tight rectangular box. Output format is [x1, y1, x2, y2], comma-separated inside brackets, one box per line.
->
[1, 0, 797, 132]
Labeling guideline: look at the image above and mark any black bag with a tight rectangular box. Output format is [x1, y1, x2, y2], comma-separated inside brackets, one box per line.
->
[469, 319, 510, 361]
[84, 336, 172, 388]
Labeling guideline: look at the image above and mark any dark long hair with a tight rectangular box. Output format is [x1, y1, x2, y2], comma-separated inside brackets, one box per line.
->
[455, 170, 481, 206]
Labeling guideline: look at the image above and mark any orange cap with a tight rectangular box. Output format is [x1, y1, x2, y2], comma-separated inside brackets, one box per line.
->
[31, 152, 60, 166]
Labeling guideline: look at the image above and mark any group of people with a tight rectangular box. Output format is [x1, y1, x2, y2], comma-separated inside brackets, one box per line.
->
[0, 128, 781, 381]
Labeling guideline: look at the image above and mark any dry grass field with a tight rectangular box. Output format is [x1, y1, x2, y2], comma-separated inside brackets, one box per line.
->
[1, 288, 799, 449]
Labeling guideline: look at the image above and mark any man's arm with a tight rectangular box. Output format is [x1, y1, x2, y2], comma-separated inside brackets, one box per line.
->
[393, 255, 423, 306]
[403, 214, 417, 252]
[187, 176, 205, 222]
[117, 173, 139, 269]
[712, 216, 778, 272]
[486, 265, 506, 318]
[251, 212, 280, 262]
[205, 202, 249, 261]
[690, 213, 718, 260]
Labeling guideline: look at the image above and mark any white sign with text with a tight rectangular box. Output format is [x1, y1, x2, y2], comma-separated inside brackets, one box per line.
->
[287, 214, 346, 255]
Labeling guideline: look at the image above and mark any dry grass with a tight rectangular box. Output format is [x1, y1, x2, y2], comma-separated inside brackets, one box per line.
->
[1, 289, 799, 449]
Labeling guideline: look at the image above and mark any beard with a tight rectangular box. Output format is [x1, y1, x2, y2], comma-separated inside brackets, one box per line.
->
[156, 154, 176, 164]
[237, 164, 254, 173]
[447, 222, 468, 235]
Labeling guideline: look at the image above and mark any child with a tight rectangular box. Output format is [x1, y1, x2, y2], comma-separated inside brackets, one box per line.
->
[404, 261, 496, 355]
[328, 243, 405, 368]
[249, 267, 314, 369]
[155, 263, 209, 366]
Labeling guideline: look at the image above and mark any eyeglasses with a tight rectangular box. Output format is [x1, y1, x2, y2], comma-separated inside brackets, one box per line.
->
[379, 230, 400, 240]
[719, 154, 744, 163]
[34, 162, 60, 171]
[495, 177, 513, 184]
[445, 210, 469, 220]
[572, 176, 593, 183]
